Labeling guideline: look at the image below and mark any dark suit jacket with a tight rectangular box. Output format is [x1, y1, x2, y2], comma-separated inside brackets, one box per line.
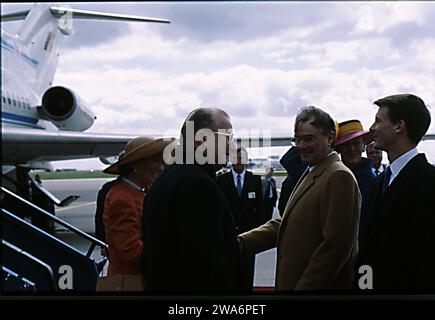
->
[357, 154, 435, 291]
[217, 171, 264, 234]
[278, 147, 307, 217]
[262, 177, 278, 203]
[350, 157, 376, 245]
[142, 164, 239, 292]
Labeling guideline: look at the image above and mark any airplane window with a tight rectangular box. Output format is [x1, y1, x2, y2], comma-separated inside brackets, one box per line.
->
[12, 99, 16, 106]
[7, 97, 11, 105]
[2, 96, 5, 104]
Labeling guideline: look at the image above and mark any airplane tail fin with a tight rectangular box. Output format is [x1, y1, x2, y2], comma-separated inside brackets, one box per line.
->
[2, 3, 170, 96]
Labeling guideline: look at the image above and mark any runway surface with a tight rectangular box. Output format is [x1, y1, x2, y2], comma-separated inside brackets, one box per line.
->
[44, 176, 286, 287]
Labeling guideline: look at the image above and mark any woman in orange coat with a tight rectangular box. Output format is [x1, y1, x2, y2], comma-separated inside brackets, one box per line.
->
[99, 136, 173, 291]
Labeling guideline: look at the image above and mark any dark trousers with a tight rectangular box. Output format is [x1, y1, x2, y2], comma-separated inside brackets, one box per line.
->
[31, 190, 55, 234]
[263, 198, 276, 222]
[238, 254, 255, 291]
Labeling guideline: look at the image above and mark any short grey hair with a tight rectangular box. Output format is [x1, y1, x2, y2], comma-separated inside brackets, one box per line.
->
[295, 106, 336, 136]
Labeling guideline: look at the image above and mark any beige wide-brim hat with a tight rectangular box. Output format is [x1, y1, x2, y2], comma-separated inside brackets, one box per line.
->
[103, 136, 175, 174]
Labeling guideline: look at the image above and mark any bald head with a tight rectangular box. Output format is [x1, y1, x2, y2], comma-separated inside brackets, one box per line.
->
[180, 107, 231, 144]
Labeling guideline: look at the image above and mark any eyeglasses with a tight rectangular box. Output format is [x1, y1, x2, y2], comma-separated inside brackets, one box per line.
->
[213, 130, 234, 142]
[292, 135, 316, 145]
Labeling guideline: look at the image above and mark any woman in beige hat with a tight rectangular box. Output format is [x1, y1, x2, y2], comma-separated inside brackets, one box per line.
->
[97, 136, 174, 291]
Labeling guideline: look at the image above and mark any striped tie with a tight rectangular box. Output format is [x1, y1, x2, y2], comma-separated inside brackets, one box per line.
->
[237, 174, 242, 197]
[382, 166, 392, 193]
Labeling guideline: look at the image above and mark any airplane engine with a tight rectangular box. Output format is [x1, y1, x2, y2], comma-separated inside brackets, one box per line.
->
[39, 86, 96, 131]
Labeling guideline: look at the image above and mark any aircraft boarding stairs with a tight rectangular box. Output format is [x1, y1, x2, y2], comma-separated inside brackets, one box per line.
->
[1, 186, 108, 292]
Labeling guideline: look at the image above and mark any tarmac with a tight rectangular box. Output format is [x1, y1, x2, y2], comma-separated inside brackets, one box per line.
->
[44, 176, 286, 288]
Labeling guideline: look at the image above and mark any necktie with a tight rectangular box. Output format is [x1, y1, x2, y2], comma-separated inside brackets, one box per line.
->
[375, 168, 380, 176]
[237, 174, 242, 197]
[382, 166, 392, 193]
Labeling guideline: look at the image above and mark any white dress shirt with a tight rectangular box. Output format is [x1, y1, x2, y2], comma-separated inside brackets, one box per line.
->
[372, 164, 385, 176]
[385, 147, 418, 186]
[307, 151, 338, 173]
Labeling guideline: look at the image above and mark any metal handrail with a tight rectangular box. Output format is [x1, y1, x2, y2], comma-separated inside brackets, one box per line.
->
[2, 239, 58, 291]
[0, 186, 108, 258]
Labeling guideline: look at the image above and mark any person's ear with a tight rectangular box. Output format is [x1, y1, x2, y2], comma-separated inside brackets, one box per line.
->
[395, 120, 406, 134]
[328, 131, 335, 147]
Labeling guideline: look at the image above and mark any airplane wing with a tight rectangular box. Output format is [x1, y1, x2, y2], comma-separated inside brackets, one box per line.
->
[0, 10, 30, 22]
[422, 134, 435, 141]
[1, 127, 140, 165]
[4, 126, 431, 166]
[1, 7, 170, 24]
[49, 7, 170, 24]
[236, 136, 293, 147]
[2, 127, 296, 165]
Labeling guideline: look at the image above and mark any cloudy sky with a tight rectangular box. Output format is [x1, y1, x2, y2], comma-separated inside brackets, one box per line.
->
[2, 1, 435, 169]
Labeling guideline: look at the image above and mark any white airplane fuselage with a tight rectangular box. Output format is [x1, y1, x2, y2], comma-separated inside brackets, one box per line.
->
[1, 30, 50, 130]
[1, 3, 171, 167]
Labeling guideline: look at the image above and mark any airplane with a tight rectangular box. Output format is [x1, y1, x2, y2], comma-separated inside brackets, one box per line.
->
[0, 3, 291, 219]
[2, 3, 434, 214]
[1, 3, 171, 211]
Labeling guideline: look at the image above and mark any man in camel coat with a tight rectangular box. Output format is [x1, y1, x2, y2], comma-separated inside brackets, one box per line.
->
[239, 106, 361, 290]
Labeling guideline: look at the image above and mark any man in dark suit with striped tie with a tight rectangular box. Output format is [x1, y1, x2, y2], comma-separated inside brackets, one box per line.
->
[356, 94, 435, 291]
[366, 142, 386, 176]
[217, 146, 264, 291]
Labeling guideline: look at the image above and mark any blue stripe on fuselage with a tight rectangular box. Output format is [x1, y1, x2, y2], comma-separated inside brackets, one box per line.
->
[1, 38, 15, 52]
[1, 111, 38, 125]
[20, 52, 39, 67]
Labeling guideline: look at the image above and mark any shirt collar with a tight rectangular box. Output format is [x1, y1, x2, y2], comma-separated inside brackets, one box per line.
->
[232, 168, 245, 178]
[388, 147, 418, 182]
[121, 177, 146, 193]
[308, 151, 337, 172]
[372, 165, 385, 175]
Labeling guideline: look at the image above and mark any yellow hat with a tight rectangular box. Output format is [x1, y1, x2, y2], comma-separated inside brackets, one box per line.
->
[335, 120, 373, 146]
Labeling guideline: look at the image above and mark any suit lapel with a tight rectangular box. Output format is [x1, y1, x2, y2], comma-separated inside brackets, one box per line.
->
[241, 171, 251, 197]
[363, 154, 424, 246]
[229, 172, 239, 199]
[280, 153, 340, 225]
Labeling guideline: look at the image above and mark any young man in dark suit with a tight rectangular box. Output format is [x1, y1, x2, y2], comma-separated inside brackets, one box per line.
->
[142, 108, 240, 292]
[217, 147, 264, 291]
[356, 93, 435, 291]
[217, 147, 264, 234]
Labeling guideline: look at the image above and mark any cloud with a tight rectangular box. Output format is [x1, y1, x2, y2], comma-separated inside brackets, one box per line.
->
[2, 2, 435, 168]
[55, 56, 434, 139]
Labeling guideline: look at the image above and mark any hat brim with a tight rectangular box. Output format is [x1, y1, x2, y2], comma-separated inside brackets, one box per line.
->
[335, 131, 372, 146]
[103, 138, 174, 174]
